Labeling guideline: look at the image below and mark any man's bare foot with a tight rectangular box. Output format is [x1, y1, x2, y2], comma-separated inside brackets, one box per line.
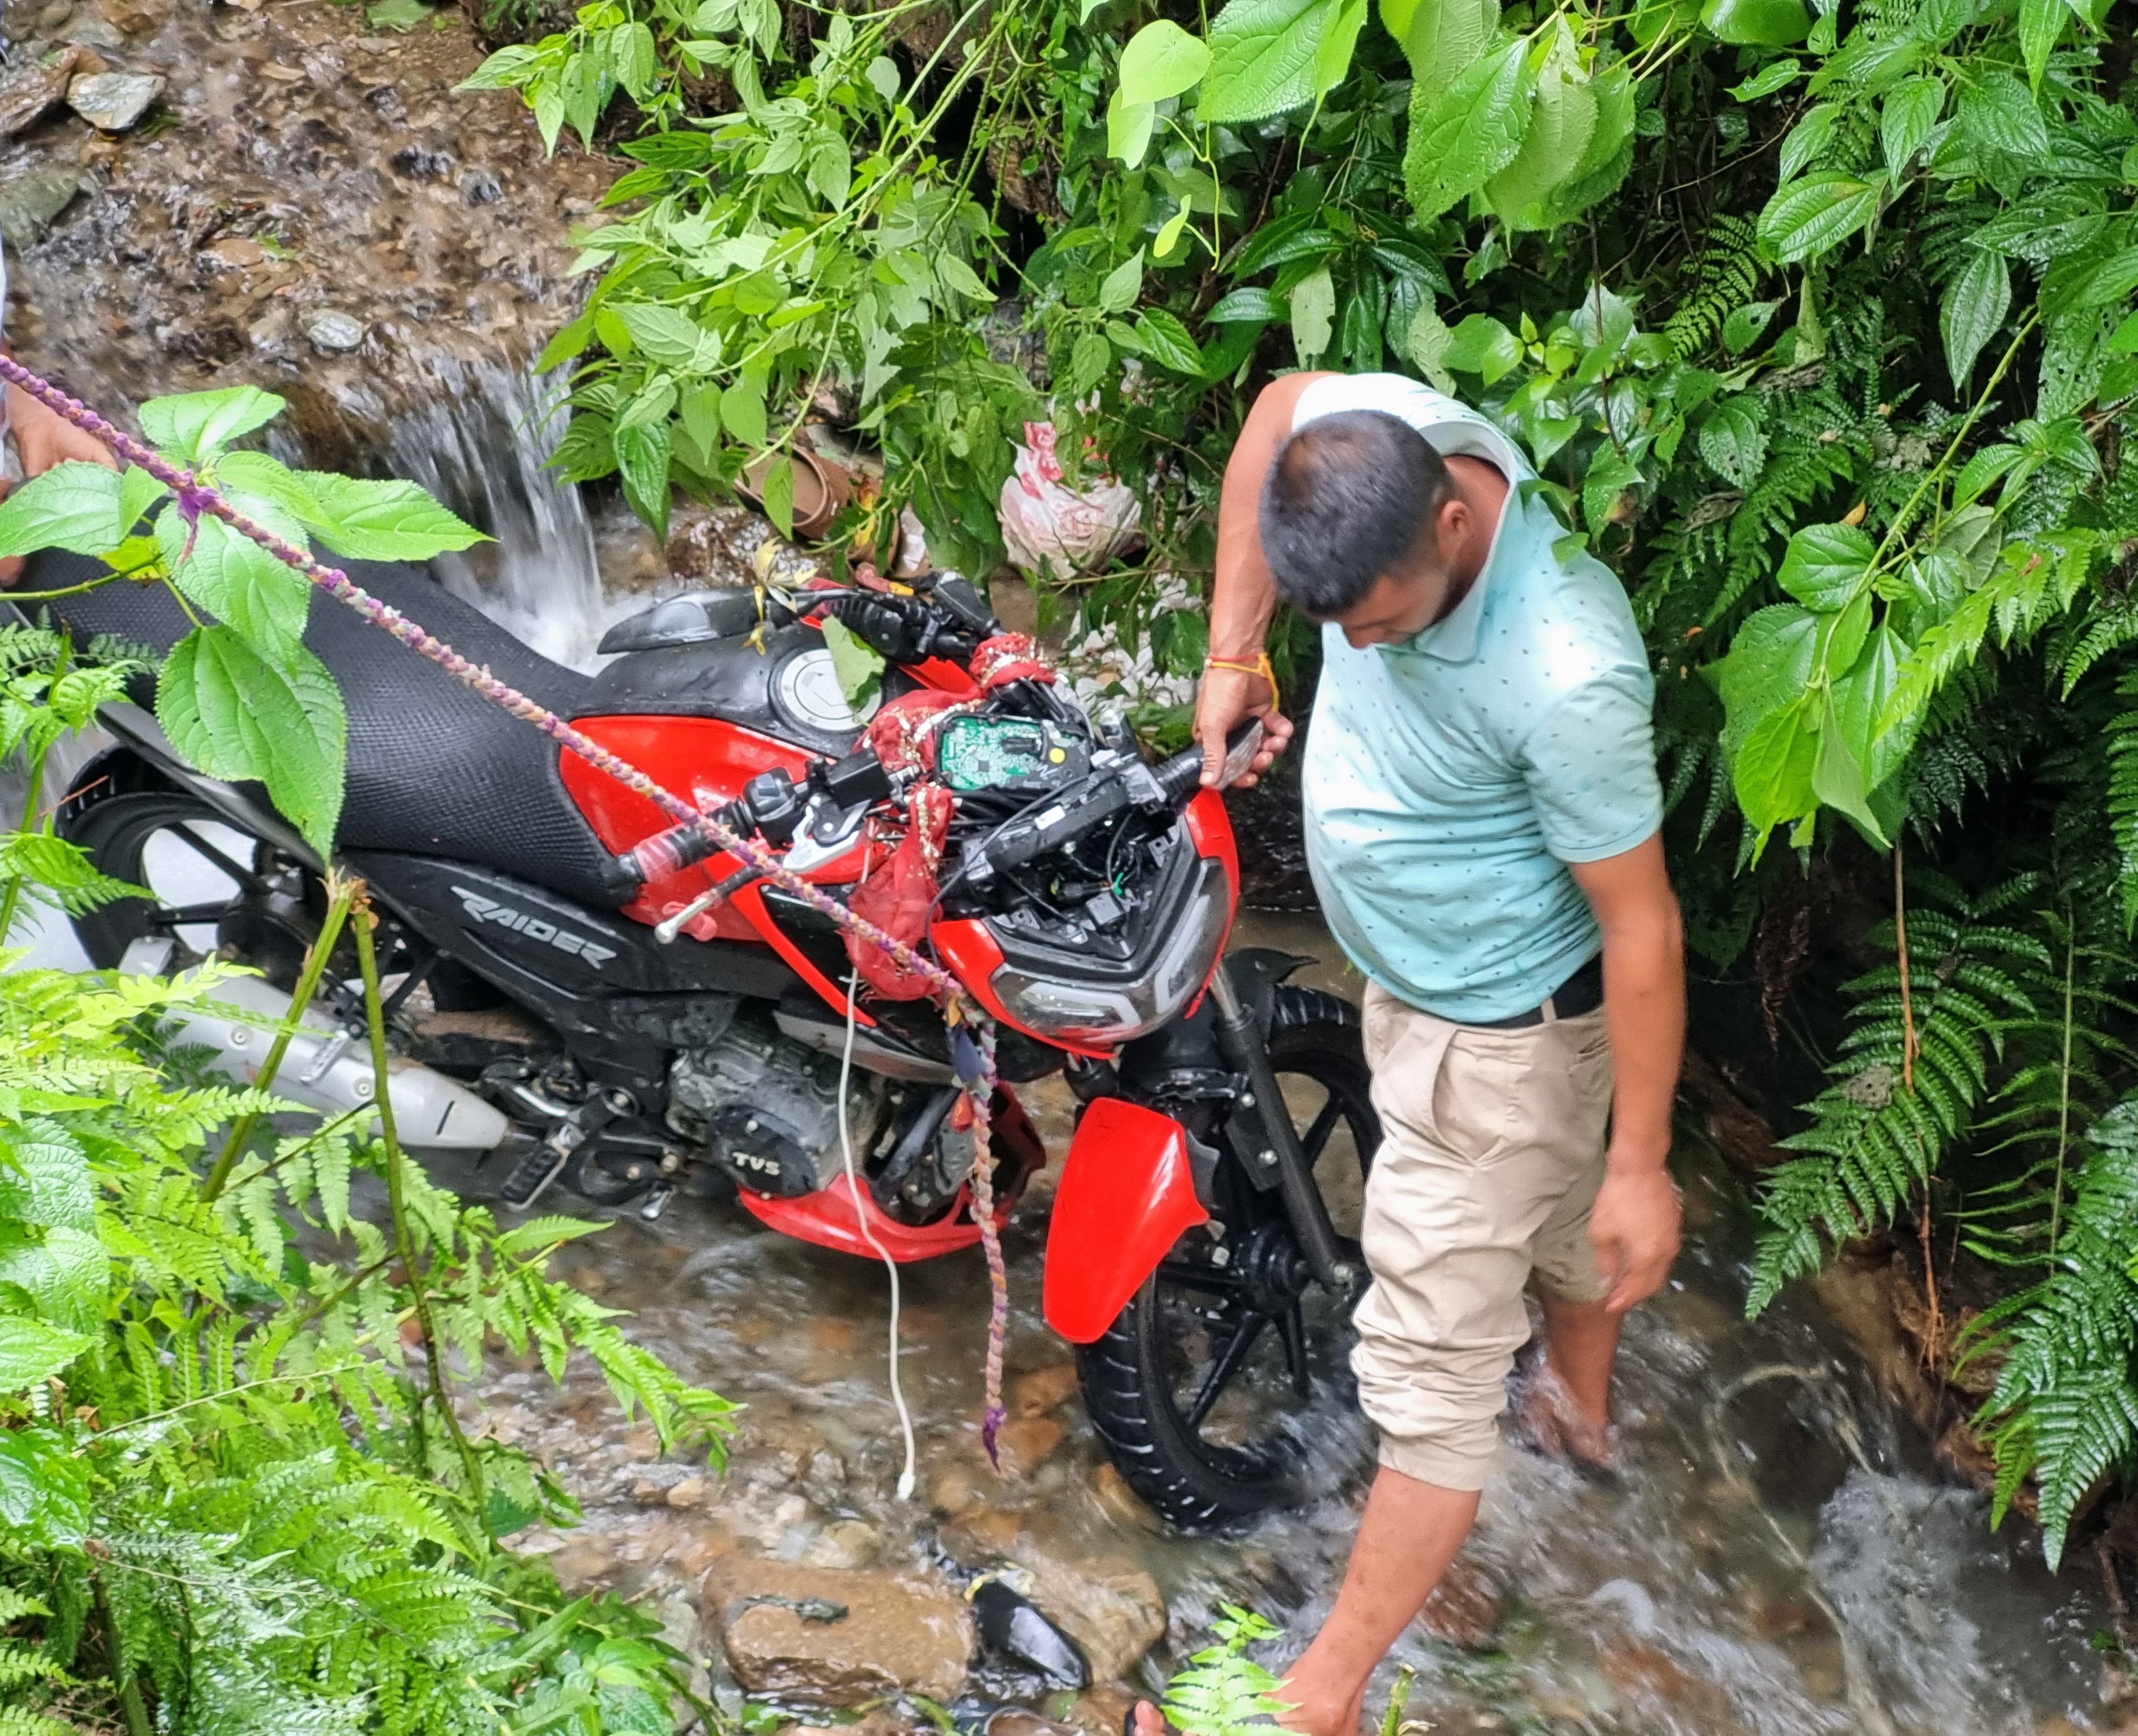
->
[1514, 1356, 1616, 1474]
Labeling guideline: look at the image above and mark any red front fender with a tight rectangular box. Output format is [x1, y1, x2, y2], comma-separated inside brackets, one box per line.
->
[1043, 1098, 1209, 1344]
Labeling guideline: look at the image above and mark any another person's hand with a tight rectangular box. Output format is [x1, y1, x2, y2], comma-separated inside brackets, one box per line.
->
[7, 381, 116, 479]
[1195, 662, 1294, 788]
[1587, 1161, 1681, 1313]
[1, 380, 119, 587]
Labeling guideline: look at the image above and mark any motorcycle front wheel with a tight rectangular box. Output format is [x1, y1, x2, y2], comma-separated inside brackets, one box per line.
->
[1077, 987, 1381, 1529]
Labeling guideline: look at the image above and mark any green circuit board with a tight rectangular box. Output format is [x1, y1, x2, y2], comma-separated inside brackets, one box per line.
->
[937, 716, 1079, 791]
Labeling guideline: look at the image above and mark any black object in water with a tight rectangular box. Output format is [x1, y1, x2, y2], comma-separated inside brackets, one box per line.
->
[970, 1577, 1089, 1689]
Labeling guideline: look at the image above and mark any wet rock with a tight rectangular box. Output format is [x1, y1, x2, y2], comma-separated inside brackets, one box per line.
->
[930, 1464, 988, 1517]
[300, 308, 367, 353]
[1089, 1463, 1161, 1534]
[1066, 1687, 1138, 1736]
[1418, 1560, 1500, 1650]
[801, 1518, 881, 1571]
[459, 167, 503, 204]
[1018, 1555, 1165, 1684]
[706, 1560, 973, 1704]
[1011, 1362, 1080, 1418]
[667, 1475, 708, 1509]
[93, 0, 171, 32]
[664, 496, 771, 589]
[991, 1416, 1064, 1479]
[204, 234, 268, 269]
[547, 1533, 618, 1588]
[67, 69, 161, 130]
[0, 49, 81, 137]
[0, 167, 87, 247]
[943, 1506, 1027, 1559]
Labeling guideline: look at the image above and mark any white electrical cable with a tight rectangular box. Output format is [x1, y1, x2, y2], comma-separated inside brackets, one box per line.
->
[838, 968, 918, 1500]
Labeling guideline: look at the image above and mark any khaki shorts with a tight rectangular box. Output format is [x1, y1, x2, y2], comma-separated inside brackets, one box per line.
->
[1349, 980, 1614, 1491]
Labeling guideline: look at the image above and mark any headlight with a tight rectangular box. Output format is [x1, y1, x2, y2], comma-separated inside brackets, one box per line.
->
[989, 859, 1230, 1044]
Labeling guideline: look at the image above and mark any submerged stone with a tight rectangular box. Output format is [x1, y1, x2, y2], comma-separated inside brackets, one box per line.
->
[300, 307, 366, 352]
[66, 69, 162, 130]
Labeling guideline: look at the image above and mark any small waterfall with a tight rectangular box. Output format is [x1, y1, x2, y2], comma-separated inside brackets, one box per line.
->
[387, 361, 614, 672]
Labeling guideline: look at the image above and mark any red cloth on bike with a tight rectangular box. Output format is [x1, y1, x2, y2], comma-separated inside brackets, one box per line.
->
[866, 689, 963, 773]
[970, 632, 1054, 690]
[845, 781, 955, 1001]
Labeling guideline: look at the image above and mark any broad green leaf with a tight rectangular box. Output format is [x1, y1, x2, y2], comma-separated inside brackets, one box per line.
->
[613, 418, 673, 534]
[865, 55, 900, 101]
[0, 462, 123, 558]
[1819, 588, 1873, 676]
[1732, 691, 1819, 832]
[1880, 76, 1944, 172]
[1757, 171, 1884, 264]
[617, 304, 712, 365]
[0, 1429, 87, 1549]
[159, 626, 346, 857]
[1721, 301, 1780, 352]
[215, 451, 318, 523]
[1778, 521, 1874, 612]
[1831, 623, 1911, 790]
[1698, 399, 1767, 486]
[1403, 35, 1534, 221]
[1778, 103, 1838, 181]
[1207, 286, 1286, 323]
[1959, 73, 2050, 162]
[0, 1125, 94, 1234]
[1407, 301, 1457, 392]
[1382, 0, 1499, 101]
[296, 473, 487, 561]
[1727, 57, 1802, 101]
[820, 615, 885, 710]
[760, 454, 796, 538]
[138, 385, 286, 463]
[1443, 313, 1521, 382]
[1107, 90, 1158, 165]
[159, 512, 313, 660]
[720, 379, 769, 448]
[0, 1318, 93, 1393]
[2111, 308, 2138, 355]
[1135, 310, 1205, 375]
[1202, 0, 1348, 123]
[1812, 687, 1881, 843]
[1099, 249, 1146, 315]
[1118, 19, 1210, 104]
[116, 464, 168, 537]
[2040, 244, 2138, 319]
[1290, 264, 1336, 363]
[1069, 331, 1113, 396]
[1314, 0, 1369, 99]
[2018, 0, 2066, 92]
[1711, 602, 1819, 742]
[458, 43, 542, 89]
[1699, 0, 1809, 44]
[1941, 247, 2011, 389]
[1486, 24, 1595, 226]
[1154, 201, 1192, 261]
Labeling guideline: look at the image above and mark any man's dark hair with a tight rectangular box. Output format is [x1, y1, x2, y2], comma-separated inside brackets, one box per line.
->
[1258, 410, 1456, 616]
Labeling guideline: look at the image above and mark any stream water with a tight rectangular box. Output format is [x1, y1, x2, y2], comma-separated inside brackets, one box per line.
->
[0, 6, 2126, 1713]
[401, 915, 2120, 1736]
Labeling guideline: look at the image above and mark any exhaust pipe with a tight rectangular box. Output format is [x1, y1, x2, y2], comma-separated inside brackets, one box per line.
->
[120, 937, 511, 1152]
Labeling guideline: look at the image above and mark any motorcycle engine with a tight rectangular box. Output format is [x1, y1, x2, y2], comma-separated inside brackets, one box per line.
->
[665, 1013, 887, 1198]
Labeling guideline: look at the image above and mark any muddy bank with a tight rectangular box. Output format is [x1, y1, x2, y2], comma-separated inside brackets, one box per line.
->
[1, 0, 605, 457]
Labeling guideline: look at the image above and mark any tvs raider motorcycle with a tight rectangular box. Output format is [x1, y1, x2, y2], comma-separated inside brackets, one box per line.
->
[21, 547, 1381, 1528]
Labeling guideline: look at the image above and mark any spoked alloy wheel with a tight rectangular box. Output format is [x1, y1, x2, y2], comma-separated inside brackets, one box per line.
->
[1079, 996, 1381, 1528]
[61, 782, 326, 984]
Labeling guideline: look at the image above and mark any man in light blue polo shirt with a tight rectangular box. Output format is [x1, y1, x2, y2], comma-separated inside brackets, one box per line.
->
[1139, 372, 1685, 1736]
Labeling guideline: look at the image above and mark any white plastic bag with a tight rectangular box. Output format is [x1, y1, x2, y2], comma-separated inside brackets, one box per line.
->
[996, 421, 1141, 582]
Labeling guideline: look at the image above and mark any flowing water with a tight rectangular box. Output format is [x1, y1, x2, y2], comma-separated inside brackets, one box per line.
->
[402, 916, 2118, 1736]
[0, 16, 2125, 1711]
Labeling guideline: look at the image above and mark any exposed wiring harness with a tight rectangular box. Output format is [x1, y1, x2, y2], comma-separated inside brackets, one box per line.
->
[839, 967, 918, 1500]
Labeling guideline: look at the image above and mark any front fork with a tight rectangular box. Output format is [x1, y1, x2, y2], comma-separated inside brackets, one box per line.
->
[1206, 960, 1360, 1299]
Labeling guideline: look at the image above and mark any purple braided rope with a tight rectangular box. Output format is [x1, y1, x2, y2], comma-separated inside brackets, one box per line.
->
[2, 354, 1021, 1458]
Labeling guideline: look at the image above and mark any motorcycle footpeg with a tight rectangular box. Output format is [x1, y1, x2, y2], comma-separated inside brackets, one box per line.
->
[499, 1132, 575, 1209]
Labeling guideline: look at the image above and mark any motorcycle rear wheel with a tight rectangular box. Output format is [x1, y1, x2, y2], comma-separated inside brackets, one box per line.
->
[1077, 990, 1381, 1529]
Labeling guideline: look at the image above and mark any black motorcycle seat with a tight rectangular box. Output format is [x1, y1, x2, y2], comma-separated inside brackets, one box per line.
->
[16, 548, 634, 909]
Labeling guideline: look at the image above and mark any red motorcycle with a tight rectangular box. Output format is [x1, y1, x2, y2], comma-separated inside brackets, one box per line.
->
[30, 550, 1379, 1527]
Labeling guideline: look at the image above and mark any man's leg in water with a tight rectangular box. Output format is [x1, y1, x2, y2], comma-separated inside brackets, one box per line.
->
[1528, 1292, 1622, 1461]
[1130, 1470, 1479, 1736]
[1276, 1469, 1481, 1732]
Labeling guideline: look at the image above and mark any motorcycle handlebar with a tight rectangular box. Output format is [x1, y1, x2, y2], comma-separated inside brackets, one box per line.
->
[1153, 718, 1265, 804]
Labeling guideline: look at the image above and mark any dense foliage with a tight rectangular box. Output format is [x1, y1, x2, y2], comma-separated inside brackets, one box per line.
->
[0, 480, 733, 1723]
[460, 0, 2138, 1563]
